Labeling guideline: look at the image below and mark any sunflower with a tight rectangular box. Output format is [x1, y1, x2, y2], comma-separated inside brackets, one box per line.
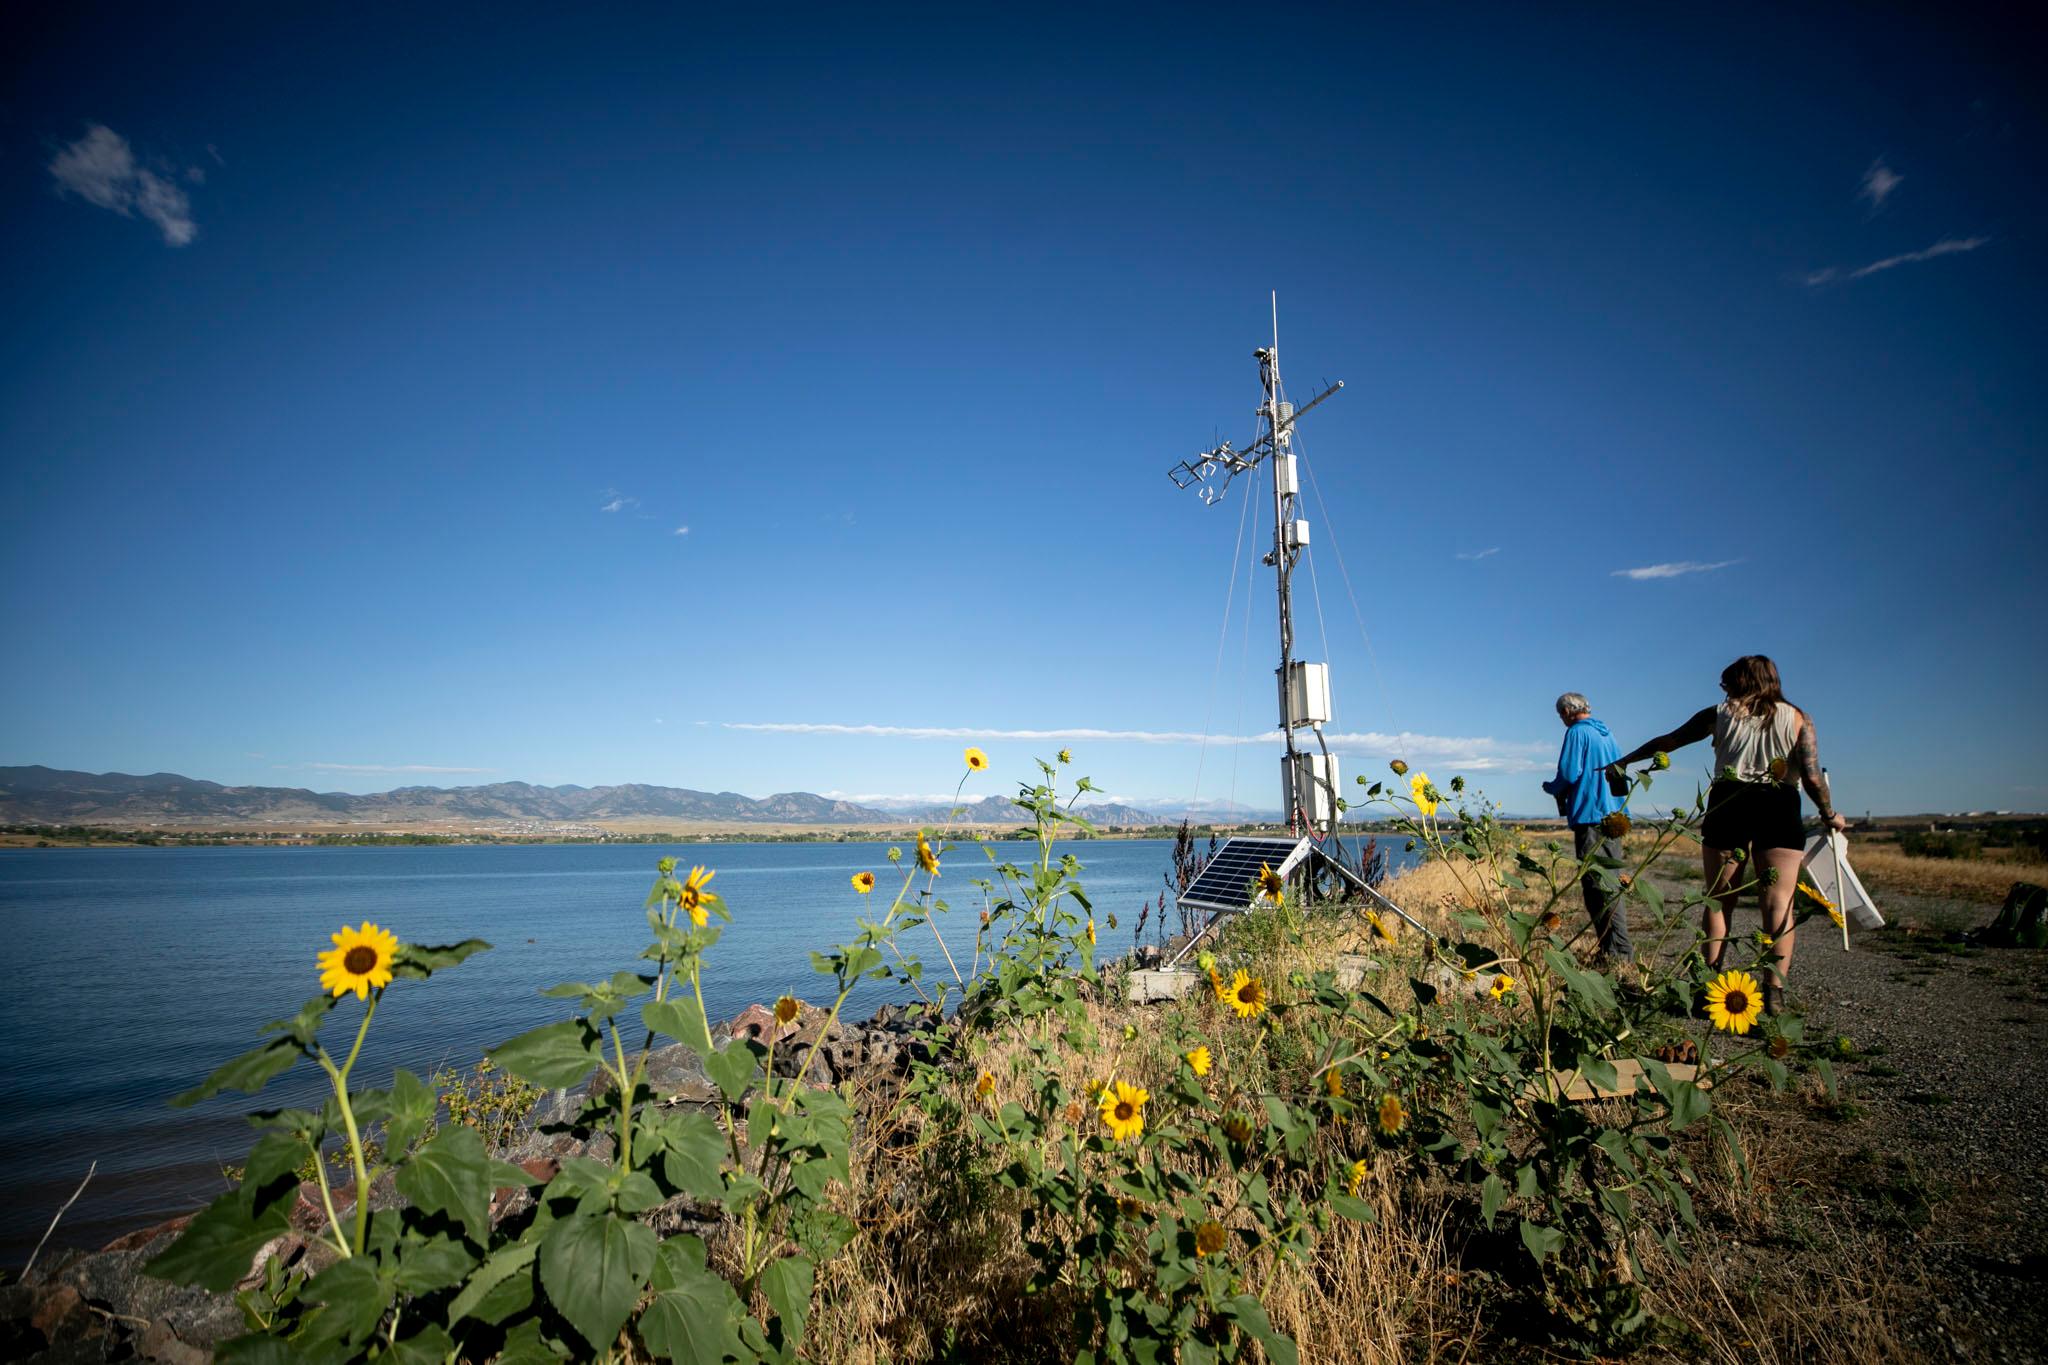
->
[1225, 969, 1266, 1019]
[1376, 1093, 1407, 1135]
[916, 833, 940, 876]
[318, 922, 398, 1000]
[1489, 974, 1515, 1000]
[1063, 1100, 1084, 1124]
[1365, 908, 1394, 942]
[680, 866, 716, 927]
[1324, 1068, 1344, 1097]
[1257, 863, 1285, 903]
[1057, 748, 1072, 765]
[1410, 772, 1438, 817]
[1704, 970, 1764, 1035]
[1827, 906, 1847, 930]
[1768, 1035, 1791, 1059]
[1601, 810, 1631, 838]
[1221, 1111, 1255, 1144]
[1208, 966, 1228, 1002]
[1099, 1080, 1149, 1142]
[1346, 1158, 1369, 1197]
[964, 747, 989, 773]
[1184, 1045, 1211, 1077]
[851, 870, 876, 895]
[1194, 1221, 1227, 1257]
[976, 1070, 995, 1099]
[1086, 918, 1097, 946]
[775, 995, 801, 1025]
[1389, 759, 1409, 776]
[1652, 751, 1671, 770]
[1795, 880, 1835, 911]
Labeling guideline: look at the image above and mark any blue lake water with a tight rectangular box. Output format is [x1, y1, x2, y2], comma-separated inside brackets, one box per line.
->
[0, 838, 1204, 1261]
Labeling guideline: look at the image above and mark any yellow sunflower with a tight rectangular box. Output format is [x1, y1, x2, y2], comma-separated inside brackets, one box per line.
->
[851, 870, 876, 894]
[775, 995, 801, 1025]
[318, 922, 398, 1000]
[1099, 1080, 1149, 1142]
[1410, 772, 1438, 817]
[1194, 1221, 1227, 1257]
[1184, 1045, 1211, 1077]
[1257, 863, 1285, 903]
[1795, 880, 1835, 911]
[1086, 918, 1097, 946]
[1208, 966, 1228, 1001]
[1324, 1068, 1344, 1097]
[1346, 1157, 1368, 1196]
[976, 1070, 995, 1099]
[1489, 974, 1515, 1000]
[964, 747, 989, 773]
[1366, 908, 1394, 942]
[1377, 1093, 1407, 1135]
[1704, 970, 1764, 1035]
[1827, 906, 1846, 929]
[680, 866, 715, 927]
[916, 832, 940, 876]
[1057, 748, 1072, 764]
[1225, 969, 1266, 1019]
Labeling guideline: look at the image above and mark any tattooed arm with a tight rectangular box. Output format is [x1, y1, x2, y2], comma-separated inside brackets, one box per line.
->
[1794, 717, 1848, 829]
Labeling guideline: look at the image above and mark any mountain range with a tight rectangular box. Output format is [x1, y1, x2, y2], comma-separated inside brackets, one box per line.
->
[0, 766, 1163, 829]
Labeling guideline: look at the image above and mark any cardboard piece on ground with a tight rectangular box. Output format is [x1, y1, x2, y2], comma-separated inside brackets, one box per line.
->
[1549, 1058, 1707, 1102]
[1126, 968, 1201, 1004]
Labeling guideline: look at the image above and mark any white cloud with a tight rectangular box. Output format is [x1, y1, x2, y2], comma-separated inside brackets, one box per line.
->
[1611, 559, 1742, 580]
[304, 762, 498, 775]
[1455, 547, 1500, 561]
[1803, 235, 1990, 286]
[673, 525, 690, 536]
[49, 124, 198, 246]
[727, 722, 1549, 773]
[1859, 158, 1903, 208]
[599, 490, 639, 513]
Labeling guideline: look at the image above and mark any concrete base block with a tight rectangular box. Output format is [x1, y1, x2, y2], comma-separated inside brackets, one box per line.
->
[1126, 968, 1201, 1004]
[1334, 954, 1382, 989]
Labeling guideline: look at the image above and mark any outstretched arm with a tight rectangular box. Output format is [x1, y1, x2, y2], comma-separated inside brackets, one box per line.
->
[1794, 718, 1848, 830]
[1614, 706, 1716, 769]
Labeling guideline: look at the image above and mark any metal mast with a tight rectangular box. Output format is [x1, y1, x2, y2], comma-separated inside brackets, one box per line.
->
[1168, 297, 1344, 836]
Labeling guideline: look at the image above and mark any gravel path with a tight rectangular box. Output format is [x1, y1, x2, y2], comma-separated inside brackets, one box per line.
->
[1644, 869, 2048, 1362]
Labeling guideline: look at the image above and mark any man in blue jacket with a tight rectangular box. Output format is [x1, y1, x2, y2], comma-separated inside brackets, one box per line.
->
[1541, 692, 1633, 962]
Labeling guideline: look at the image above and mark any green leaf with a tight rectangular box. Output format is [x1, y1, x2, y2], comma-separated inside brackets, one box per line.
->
[261, 994, 338, 1046]
[1543, 947, 1617, 1014]
[640, 1236, 747, 1364]
[211, 1335, 299, 1364]
[488, 1018, 604, 1089]
[381, 1323, 457, 1365]
[643, 999, 714, 1055]
[143, 1189, 288, 1292]
[1519, 1219, 1564, 1263]
[1328, 1193, 1376, 1223]
[393, 1232, 478, 1294]
[703, 1044, 758, 1103]
[391, 938, 492, 980]
[448, 1240, 537, 1324]
[1480, 1173, 1506, 1228]
[656, 1112, 725, 1200]
[394, 1125, 493, 1245]
[172, 1037, 301, 1108]
[239, 1131, 308, 1216]
[495, 1319, 569, 1363]
[761, 1252, 814, 1349]
[301, 1256, 394, 1350]
[1220, 1294, 1298, 1365]
[538, 1209, 657, 1353]
[382, 1069, 437, 1157]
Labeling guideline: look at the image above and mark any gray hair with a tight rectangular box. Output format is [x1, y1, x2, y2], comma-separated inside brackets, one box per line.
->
[1555, 692, 1591, 719]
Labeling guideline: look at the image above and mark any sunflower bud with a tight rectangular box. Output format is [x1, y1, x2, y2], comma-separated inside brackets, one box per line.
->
[1389, 759, 1409, 776]
[1652, 751, 1671, 771]
[1600, 811, 1631, 838]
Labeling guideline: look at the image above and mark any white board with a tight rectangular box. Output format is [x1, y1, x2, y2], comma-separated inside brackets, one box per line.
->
[1801, 832, 1884, 945]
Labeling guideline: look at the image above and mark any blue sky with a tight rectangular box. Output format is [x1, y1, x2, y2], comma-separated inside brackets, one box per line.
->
[2, 5, 2041, 818]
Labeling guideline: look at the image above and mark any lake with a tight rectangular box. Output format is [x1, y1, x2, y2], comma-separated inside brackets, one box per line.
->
[0, 834, 1408, 1262]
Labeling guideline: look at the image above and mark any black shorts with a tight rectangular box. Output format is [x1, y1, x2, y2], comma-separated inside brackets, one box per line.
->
[1702, 780, 1805, 853]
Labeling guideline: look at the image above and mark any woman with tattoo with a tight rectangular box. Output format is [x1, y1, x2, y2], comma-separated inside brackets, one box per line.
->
[1612, 655, 1848, 1015]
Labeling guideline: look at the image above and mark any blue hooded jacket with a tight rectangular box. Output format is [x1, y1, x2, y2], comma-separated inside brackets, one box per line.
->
[1542, 717, 1623, 828]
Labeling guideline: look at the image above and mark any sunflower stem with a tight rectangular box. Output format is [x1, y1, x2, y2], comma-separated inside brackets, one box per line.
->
[309, 1142, 351, 1258]
[608, 1019, 634, 1172]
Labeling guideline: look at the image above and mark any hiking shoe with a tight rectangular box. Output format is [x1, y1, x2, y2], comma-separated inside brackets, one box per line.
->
[1762, 981, 1785, 1017]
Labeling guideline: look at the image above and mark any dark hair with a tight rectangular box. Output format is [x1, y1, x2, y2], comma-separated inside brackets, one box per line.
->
[1720, 655, 1798, 721]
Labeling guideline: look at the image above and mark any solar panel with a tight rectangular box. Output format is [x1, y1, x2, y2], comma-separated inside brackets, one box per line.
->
[1177, 836, 1313, 915]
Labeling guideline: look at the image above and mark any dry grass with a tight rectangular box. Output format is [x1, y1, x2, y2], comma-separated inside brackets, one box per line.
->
[1849, 845, 2041, 905]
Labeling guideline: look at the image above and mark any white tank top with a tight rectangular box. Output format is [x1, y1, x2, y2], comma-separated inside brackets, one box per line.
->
[1712, 701, 1802, 782]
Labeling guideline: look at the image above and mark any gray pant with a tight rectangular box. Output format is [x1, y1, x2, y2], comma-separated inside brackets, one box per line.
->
[1572, 824, 1634, 962]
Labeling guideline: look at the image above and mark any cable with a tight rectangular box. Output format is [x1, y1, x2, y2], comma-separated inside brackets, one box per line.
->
[1228, 460, 1263, 821]
[1190, 460, 1258, 809]
[1298, 441, 1399, 738]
